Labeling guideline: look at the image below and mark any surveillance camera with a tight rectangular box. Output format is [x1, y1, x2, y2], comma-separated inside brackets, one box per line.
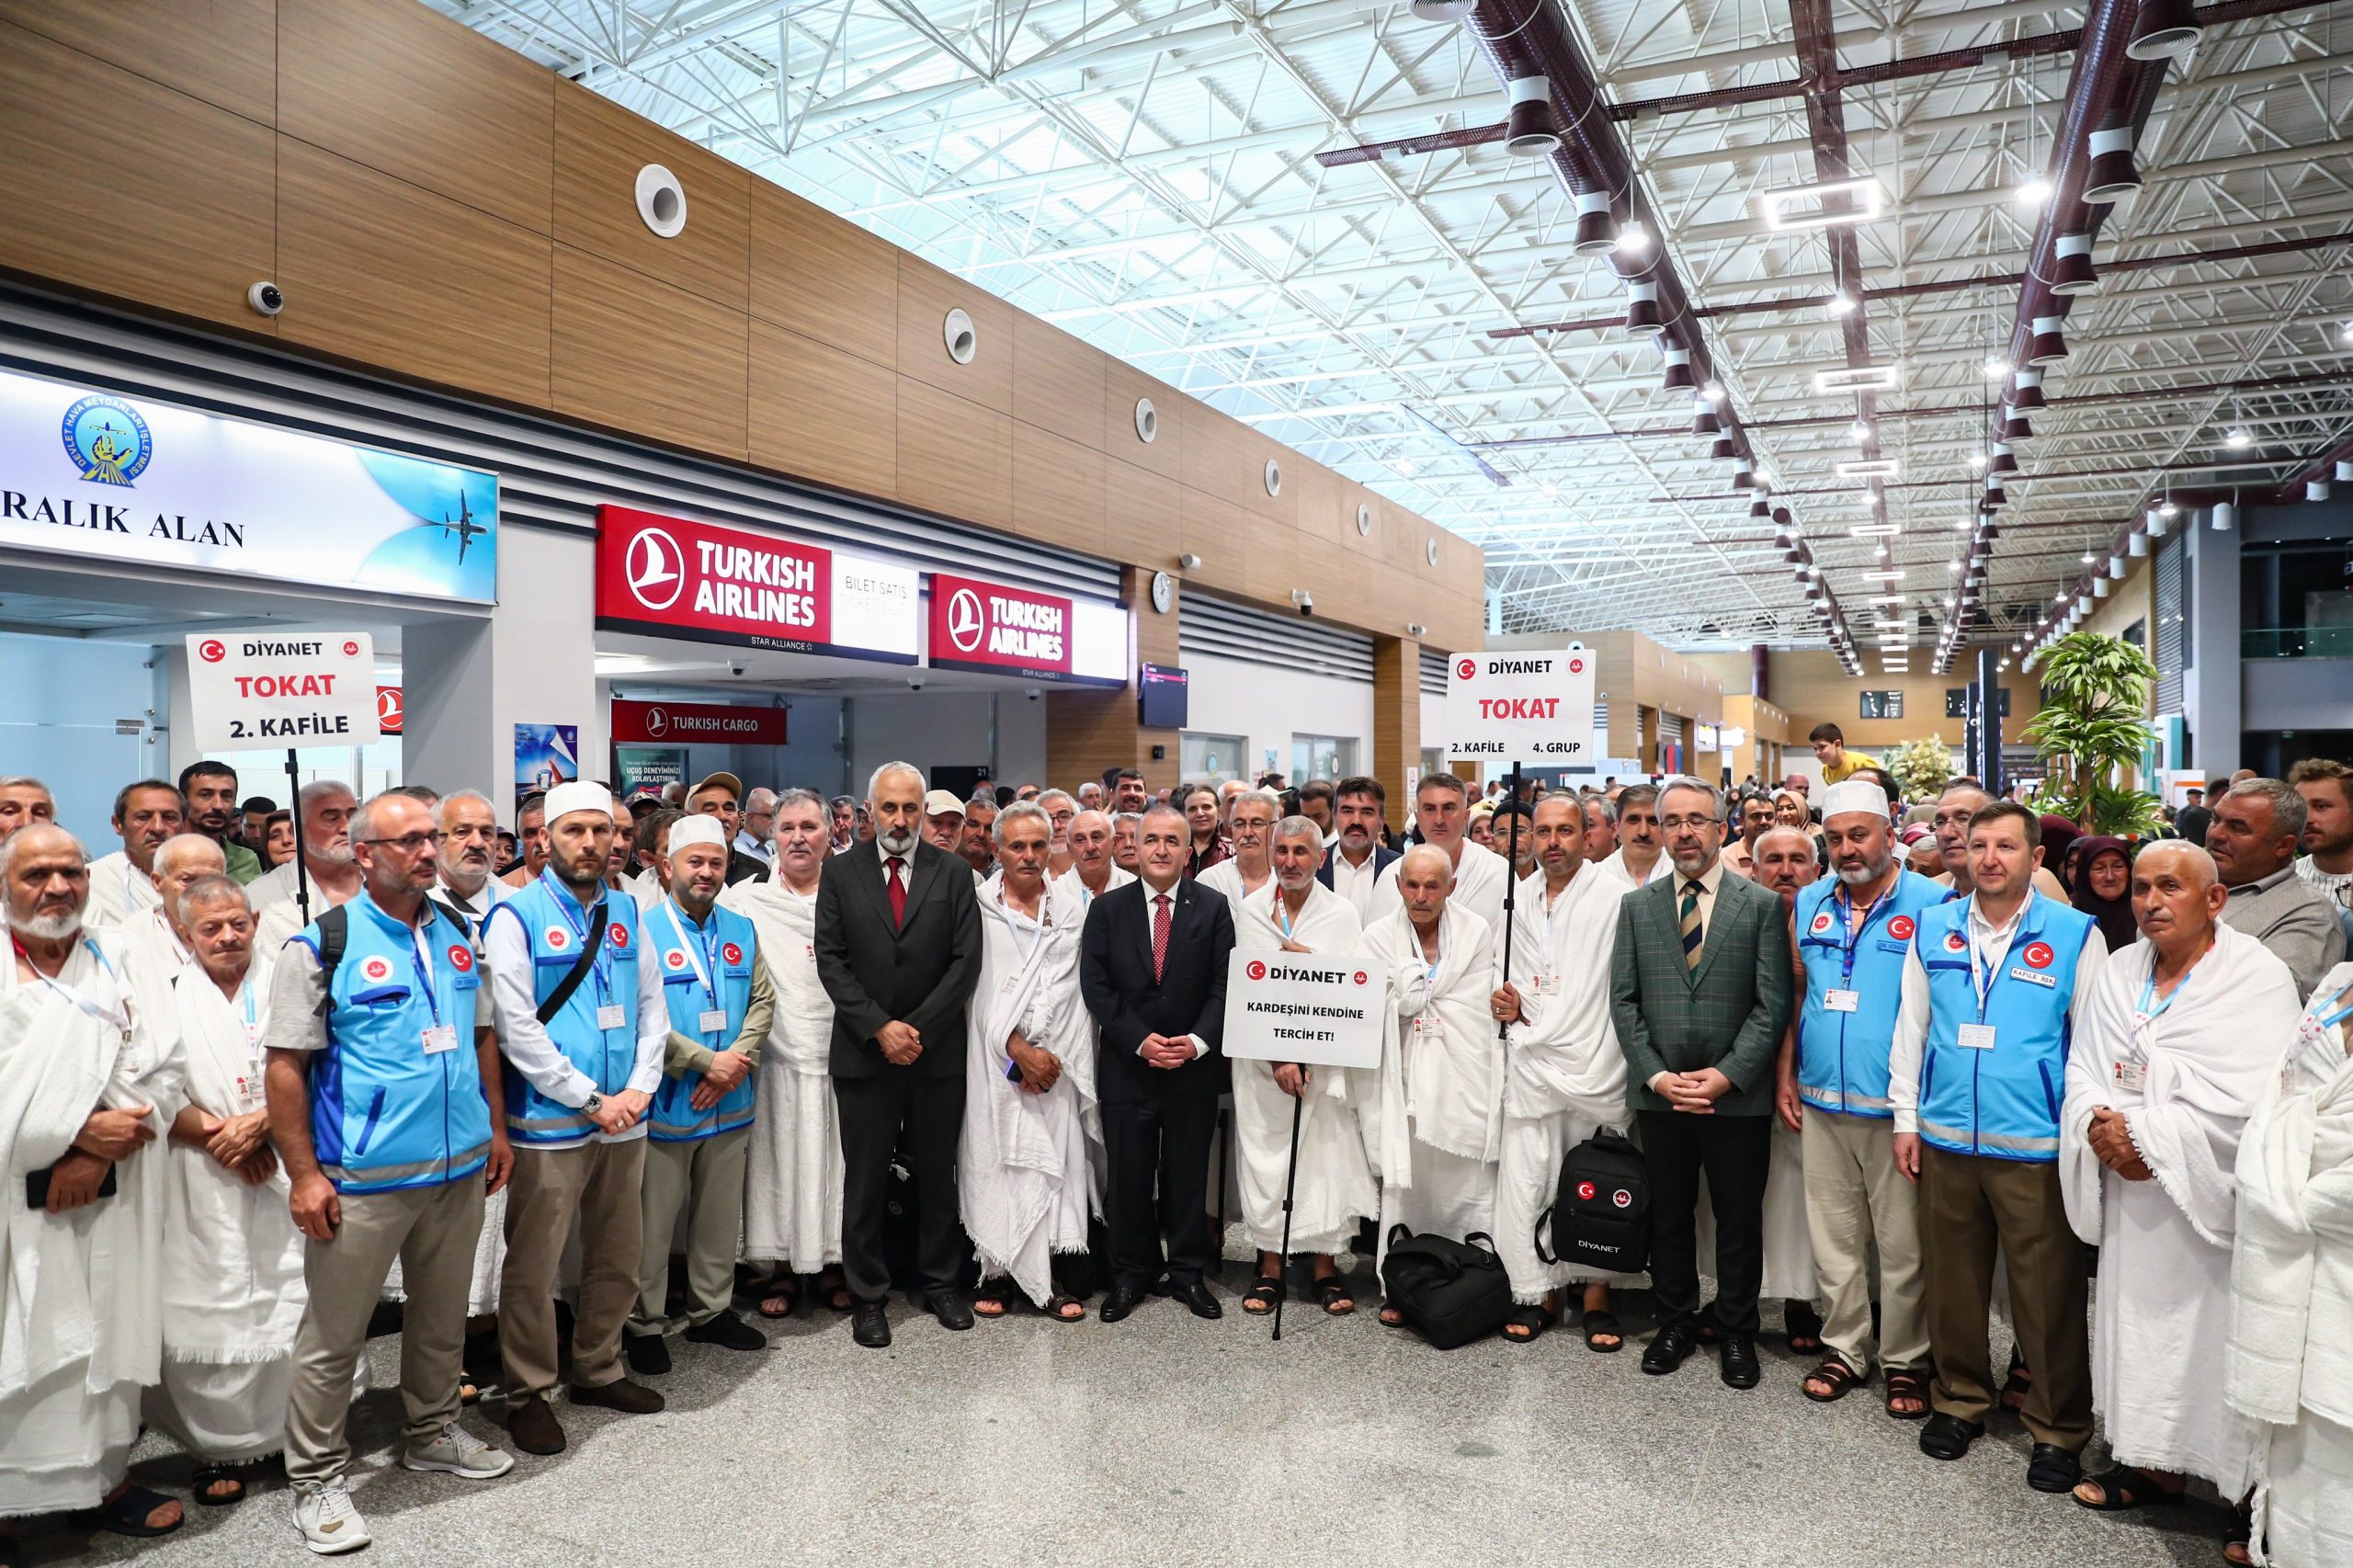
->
[1025, 687, 1041, 701]
[727, 662, 745, 676]
[1406, 621, 1428, 638]
[906, 676, 925, 691]
[246, 281, 284, 317]
[1177, 553, 1202, 570]
[1290, 589, 1314, 616]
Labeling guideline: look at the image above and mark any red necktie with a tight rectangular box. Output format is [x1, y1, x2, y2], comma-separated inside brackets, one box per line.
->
[887, 856, 907, 928]
[1152, 892, 1172, 983]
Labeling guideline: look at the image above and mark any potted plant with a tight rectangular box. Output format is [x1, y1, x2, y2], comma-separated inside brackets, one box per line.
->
[1883, 734, 1959, 802]
[2021, 631, 2162, 835]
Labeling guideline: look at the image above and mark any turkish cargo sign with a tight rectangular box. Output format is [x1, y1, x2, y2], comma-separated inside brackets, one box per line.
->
[1445, 645, 1597, 764]
[594, 505, 918, 663]
[186, 632, 382, 751]
[610, 699, 787, 746]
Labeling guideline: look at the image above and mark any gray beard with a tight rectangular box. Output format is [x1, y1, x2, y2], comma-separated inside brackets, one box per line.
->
[1836, 859, 1890, 887]
[877, 825, 918, 856]
[7, 907, 83, 941]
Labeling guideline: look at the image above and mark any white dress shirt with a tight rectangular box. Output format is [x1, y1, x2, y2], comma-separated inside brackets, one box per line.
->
[485, 879, 668, 1147]
[1138, 881, 1207, 1060]
[1328, 846, 1382, 922]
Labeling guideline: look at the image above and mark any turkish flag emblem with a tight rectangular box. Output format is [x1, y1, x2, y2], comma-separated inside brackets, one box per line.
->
[1245, 960, 1268, 982]
[1575, 1181, 1597, 1201]
[1889, 915, 1915, 940]
[608, 923, 631, 949]
[448, 945, 473, 972]
[198, 638, 225, 663]
[1456, 658, 1476, 680]
[721, 942, 743, 965]
[2022, 940, 2055, 970]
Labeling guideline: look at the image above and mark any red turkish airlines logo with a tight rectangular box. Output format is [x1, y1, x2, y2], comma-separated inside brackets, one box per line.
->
[546, 927, 570, 951]
[946, 587, 986, 653]
[1889, 915, 1915, 940]
[377, 687, 404, 733]
[1576, 1180, 1597, 1201]
[1456, 658, 1476, 681]
[721, 942, 743, 965]
[624, 525, 686, 611]
[608, 923, 631, 949]
[198, 638, 225, 663]
[448, 945, 472, 972]
[1246, 960, 1268, 981]
[2022, 941, 2054, 970]
[1810, 911, 1834, 935]
[359, 956, 392, 983]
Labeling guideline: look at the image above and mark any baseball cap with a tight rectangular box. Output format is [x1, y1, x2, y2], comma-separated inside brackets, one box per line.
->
[923, 790, 965, 818]
[689, 771, 744, 801]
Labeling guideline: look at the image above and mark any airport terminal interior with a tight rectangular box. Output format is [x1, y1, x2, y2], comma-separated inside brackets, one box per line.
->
[2, 0, 2351, 1562]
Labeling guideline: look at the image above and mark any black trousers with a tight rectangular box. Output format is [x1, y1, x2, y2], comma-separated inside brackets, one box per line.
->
[1101, 1096, 1218, 1291]
[1636, 1108, 1774, 1335]
[834, 1072, 966, 1303]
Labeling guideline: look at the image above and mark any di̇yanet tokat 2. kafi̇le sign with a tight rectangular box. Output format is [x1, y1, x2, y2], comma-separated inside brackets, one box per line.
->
[0, 369, 497, 603]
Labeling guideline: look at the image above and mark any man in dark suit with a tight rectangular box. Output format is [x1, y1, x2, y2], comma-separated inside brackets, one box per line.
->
[1609, 777, 1793, 1390]
[813, 761, 982, 1347]
[1079, 802, 1236, 1323]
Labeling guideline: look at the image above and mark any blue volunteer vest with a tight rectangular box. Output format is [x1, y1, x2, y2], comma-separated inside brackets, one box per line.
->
[646, 899, 758, 1142]
[486, 872, 647, 1144]
[293, 891, 491, 1195]
[1794, 868, 1946, 1119]
[1912, 893, 2096, 1163]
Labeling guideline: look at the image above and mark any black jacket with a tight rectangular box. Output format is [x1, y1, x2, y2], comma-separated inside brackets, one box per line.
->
[1317, 844, 1399, 891]
[813, 839, 982, 1078]
[1079, 877, 1234, 1104]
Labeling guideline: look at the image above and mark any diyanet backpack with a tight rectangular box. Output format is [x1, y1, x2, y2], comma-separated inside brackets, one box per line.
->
[1378, 1225, 1513, 1349]
[1536, 1126, 1650, 1278]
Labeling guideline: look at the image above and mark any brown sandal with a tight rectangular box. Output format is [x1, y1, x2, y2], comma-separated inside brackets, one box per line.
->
[1801, 1358, 1866, 1403]
[1885, 1368, 1931, 1420]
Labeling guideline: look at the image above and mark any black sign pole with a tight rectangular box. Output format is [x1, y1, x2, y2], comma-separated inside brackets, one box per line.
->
[1496, 760, 1523, 1040]
[1268, 1091, 1304, 1341]
[287, 747, 312, 926]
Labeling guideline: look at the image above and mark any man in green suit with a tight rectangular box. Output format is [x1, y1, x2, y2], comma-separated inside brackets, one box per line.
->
[1609, 777, 1794, 1390]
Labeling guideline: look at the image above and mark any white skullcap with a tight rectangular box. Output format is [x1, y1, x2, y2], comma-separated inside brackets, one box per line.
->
[545, 781, 615, 824]
[1820, 779, 1891, 822]
[666, 814, 728, 856]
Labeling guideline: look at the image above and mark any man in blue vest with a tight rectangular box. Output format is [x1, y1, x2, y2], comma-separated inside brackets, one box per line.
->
[1785, 779, 1944, 1417]
[265, 790, 515, 1556]
[483, 782, 670, 1456]
[1890, 799, 2108, 1492]
[625, 815, 774, 1375]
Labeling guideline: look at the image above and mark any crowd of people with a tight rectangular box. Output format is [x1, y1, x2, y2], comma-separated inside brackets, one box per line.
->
[2, 737, 2349, 1564]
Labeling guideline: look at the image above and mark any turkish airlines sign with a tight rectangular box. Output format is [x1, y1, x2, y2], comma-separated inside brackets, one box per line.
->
[926, 571, 1129, 686]
[594, 505, 918, 663]
[610, 699, 787, 746]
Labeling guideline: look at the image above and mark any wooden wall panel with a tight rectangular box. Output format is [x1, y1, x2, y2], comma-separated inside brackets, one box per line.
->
[1106, 460, 1183, 570]
[0, 0, 277, 123]
[1012, 423, 1107, 556]
[748, 184, 895, 368]
[551, 244, 746, 458]
[896, 256, 1013, 413]
[896, 379, 1011, 529]
[0, 23, 277, 334]
[1373, 638, 1420, 834]
[553, 83, 748, 312]
[1766, 650, 2043, 750]
[1182, 410, 1295, 527]
[747, 321, 893, 499]
[1012, 316, 1106, 449]
[278, 138, 551, 409]
[1180, 488, 1298, 604]
[278, 0, 553, 234]
[1104, 359, 1180, 482]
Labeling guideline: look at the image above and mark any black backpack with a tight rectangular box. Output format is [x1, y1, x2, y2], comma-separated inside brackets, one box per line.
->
[1536, 1126, 1650, 1278]
[1379, 1225, 1514, 1349]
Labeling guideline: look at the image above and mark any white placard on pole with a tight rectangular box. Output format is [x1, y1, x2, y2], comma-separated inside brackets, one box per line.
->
[1444, 645, 1597, 765]
[185, 631, 382, 751]
[1222, 951, 1388, 1069]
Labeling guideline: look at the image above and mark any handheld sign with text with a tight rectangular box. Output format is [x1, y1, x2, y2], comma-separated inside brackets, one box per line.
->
[186, 632, 381, 751]
[1444, 645, 1597, 765]
[1222, 952, 1387, 1070]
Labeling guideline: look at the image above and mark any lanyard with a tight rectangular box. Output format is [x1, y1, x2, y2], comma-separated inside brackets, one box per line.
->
[404, 921, 444, 1027]
[238, 973, 261, 1039]
[661, 901, 723, 1010]
[2308, 983, 2353, 1032]
[1833, 880, 1893, 986]
[540, 870, 612, 1005]
[2134, 943, 2210, 1027]
[13, 936, 132, 1038]
[1964, 897, 2027, 1023]
[1276, 894, 1301, 941]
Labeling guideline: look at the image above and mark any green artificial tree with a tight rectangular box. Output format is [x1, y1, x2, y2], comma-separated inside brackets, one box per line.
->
[2021, 631, 2163, 835]
[1883, 734, 1958, 802]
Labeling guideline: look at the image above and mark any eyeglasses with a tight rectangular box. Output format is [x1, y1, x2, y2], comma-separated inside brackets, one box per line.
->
[361, 833, 438, 854]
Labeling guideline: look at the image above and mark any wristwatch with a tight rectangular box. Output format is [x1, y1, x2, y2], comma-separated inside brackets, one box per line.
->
[581, 1093, 604, 1118]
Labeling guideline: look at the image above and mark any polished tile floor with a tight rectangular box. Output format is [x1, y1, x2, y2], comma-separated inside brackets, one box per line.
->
[30, 1267, 2225, 1567]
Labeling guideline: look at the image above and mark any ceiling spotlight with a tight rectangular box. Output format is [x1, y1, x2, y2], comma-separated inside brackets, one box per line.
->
[1848, 420, 1870, 441]
[1983, 357, 2010, 380]
[2016, 176, 2053, 207]
[1968, 451, 1988, 472]
[1949, 560, 1961, 572]
[1616, 220, 1653, 256]
[2158, 499, 2179, 518]
[1827, 290, 1857, 317]
[2081, 551, 2095, 563]
[1701, 381, 1726, 403]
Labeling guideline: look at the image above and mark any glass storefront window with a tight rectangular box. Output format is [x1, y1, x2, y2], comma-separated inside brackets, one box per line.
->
[1181, 732, 1246, 784]
[1291, 733, 1358, 783]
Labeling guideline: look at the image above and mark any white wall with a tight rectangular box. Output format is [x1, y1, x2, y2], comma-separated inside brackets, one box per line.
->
[1185, 653, 1375, 783]
[846, 688, 1046, 795]
[0, 631, 164, 842]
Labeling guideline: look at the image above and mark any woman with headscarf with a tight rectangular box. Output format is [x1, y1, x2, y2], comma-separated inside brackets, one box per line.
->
[2039, 813, 2082, 897]
[2069, 835, 2138, 949]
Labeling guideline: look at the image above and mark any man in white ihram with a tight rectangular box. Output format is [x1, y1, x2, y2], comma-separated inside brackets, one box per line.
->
[1370, 772, 1509, 935]
[1231, 815, 1378, 1319]
[2060, 842, 2298, 1537]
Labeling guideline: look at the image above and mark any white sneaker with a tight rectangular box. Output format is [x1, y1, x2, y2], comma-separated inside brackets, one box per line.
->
[402, 1421, 516, 1480]
[292, 1479, 371, 1555]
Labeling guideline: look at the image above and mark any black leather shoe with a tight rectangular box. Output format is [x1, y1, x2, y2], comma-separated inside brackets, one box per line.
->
[624, 1333, 670, 1377]
[924, 1290, 975, 1331]
[684, 1310, 766, 1351]
[1174, 1281, 1222, 1320]
[2026, 1443, 2083, 1493]
[1097, 1287, 1142, 1324]
[1719, 1332, 1760, 1389]
[1919, 1411, 1984, 1461]
[1642, 1323, 1699, 1375]
[851, 1301, 892, 1348]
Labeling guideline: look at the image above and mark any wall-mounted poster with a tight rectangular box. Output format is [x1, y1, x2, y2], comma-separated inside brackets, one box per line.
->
[515, 723, 578, 804]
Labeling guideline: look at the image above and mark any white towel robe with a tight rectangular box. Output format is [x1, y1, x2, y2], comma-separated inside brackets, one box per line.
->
[957, 881, 1100, 1307]
[1054, 863, 1134, 920]
[1366, 903, 1502, 1265]
[2062, 926, 2301, 1497]
[1369, 839, 1510, 940]
[81, 851, 160, 932]
[0, 931, 176, 1517]
[1230, 883, 1379, 1258]
[148, 959, 303, 1462]
[1495, 862, 1637, 1303]
[2227, 960, 2353, 1567]
[721, 877, 845, 1273]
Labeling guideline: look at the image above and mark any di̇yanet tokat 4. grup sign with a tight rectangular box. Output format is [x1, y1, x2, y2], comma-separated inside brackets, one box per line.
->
[1444, 646, 1597, 766]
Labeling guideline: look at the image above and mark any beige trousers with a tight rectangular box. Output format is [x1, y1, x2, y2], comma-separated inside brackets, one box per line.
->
[285, 1178, 484, 1486]
[1801, 1108, 1927, 1375]
[630, 1128, 752, 1334]
[500, 1138, 646, 1397]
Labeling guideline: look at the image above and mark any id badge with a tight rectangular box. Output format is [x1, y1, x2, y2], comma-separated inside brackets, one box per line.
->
[2113, 1058, 2146, 1093]
[1413, 1012, 1440, 1037]
[1824, 989, 1860, 1014]
[699, 1007, 730, 1034]
[1957, 1023, 1996, 1051]
[422, 1023, 460, 1055]
[596, 1003, 627, 1030]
